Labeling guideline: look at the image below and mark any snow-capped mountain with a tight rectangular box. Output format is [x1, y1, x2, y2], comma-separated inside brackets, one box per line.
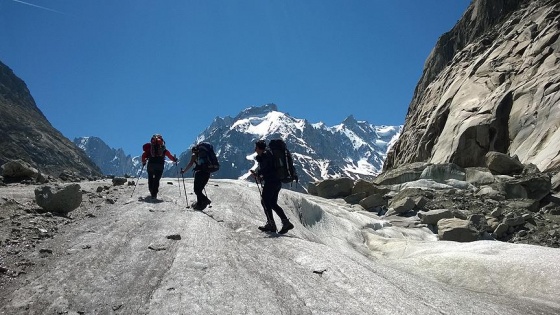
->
[168, 104, 402, 190]
[73, 137, 141, 177]
[76, 105, 401, 189]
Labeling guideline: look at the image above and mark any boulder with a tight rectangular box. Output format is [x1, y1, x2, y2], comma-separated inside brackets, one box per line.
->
[493, 223, 509, 238]
[344, 192, 367, 205]
[359, 194, 387, 211]
[389, 197, 416, 214]
[35, 183, 82, 214]
[312, 178, 354, 199]
[485, 152, 524, 175]
[465, 167, 496, 186]
[437, 218, 479, 242]
[475, 186, 504, 200]
[418, 209, 453, 225]
[374, 162, 428, 186]
[420, 163, 466, 183]
[112, 177, 128, 186]
[352, 180, 390, 197]
[1, 159, 39, 180]
[552, 172, 560, 192]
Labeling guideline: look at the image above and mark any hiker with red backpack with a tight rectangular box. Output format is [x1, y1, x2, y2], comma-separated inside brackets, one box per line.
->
[141, 134, 177, 200]
[251, 140, 294, 234]
[181, 142, 220, 210]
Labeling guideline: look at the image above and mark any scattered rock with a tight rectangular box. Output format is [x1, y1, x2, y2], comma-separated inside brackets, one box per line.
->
[35, 184, 82, 214]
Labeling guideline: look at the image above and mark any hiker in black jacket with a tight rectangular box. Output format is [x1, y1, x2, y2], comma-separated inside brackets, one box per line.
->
[181, 145, 211, 210]
[252, 140, 294, 234]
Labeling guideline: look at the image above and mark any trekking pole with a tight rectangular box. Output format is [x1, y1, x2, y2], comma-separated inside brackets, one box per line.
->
[130, 164, 145, 198]
[253, 173, 262, 197]
[175, 156, 181, 197]
[181, 171, 189, 207]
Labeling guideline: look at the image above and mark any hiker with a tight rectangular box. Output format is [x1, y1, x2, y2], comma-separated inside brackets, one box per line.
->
[180, 143, 218, 210]
[141, 134, 177, 200]
[251, 140, 294, 234]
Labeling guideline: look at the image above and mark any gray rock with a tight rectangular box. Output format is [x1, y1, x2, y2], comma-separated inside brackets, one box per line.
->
[418, 209, 453, 225]
[437, 218, 479, 242]
[465, 167, 496, 186]
[352, 180, 390, 197]
[1, 159, 39, 179]
[485, 152, 525, 175]
[34, 183, 82, 214]
[374, 162, 427, 185]
[420, 163, 466, 183]
[552, 172, 560, 192]
[389, 197, 416, 214]
[344, 192, 367, 205]
[493, 223, 509, 238]
[475, 186, 505, 200]
[112, 177, 128, 186]
[312, 178, 354, 199]
[385, 0, 560, 174]
[358, 193, 386, 211]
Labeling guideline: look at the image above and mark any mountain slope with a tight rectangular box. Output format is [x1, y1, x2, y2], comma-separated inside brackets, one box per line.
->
[0, 60, 101, 178]
[169, 104, 401, 188]
[385, 0, 560, 172]
[73, 137, 140, 176]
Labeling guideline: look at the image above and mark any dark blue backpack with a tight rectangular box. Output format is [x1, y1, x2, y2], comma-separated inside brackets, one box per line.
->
[196, 142, 220, 173]
[268, 139, 298, 184]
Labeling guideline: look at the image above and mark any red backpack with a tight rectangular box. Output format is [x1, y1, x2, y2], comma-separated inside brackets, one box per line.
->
[149, 134, 166, 157]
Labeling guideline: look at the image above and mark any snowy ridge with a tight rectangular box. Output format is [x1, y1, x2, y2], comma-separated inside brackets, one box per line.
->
[170, 104, 402, 189]
[76, 104, 402, 186]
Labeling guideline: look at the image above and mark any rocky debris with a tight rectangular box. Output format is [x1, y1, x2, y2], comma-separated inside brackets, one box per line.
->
[309, 158, 560, 247]
[0, 179, 131, 289]
[34, 184, 82, 214]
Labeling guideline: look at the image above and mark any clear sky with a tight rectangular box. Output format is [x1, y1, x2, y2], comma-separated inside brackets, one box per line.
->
[0, 0, 470, 155]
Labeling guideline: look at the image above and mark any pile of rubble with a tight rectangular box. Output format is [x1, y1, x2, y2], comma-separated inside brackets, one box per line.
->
[309, 152, 560, 248]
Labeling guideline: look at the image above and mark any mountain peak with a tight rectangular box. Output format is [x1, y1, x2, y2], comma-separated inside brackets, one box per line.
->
[234, 104, 278, 120]
[342, 115, 358, 125]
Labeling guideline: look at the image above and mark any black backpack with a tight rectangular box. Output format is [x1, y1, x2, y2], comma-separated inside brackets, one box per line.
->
[150, 134, 166, 157]
[268, 139, 298, 184]
[196, 142, 220, 173]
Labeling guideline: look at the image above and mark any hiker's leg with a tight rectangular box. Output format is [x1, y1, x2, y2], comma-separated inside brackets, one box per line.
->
[147, 164, 156, 196]
[270, 182, 288, 221]
[261, 183, 276, 224]
[193, 171, 210, 204]
[151, 164, 164, 196]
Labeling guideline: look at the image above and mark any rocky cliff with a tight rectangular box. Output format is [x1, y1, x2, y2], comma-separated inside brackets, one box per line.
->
[385, 0, 560, 172]
[0, 60, 102, 178]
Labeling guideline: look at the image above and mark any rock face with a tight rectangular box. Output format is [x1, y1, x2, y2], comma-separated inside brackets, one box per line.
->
[385, 0, 560, 173]
[0, 60, 102, 178]
[74, 137, 138, 176]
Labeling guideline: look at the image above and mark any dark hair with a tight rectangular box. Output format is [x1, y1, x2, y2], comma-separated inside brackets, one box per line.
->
[255, 140, 267, 150]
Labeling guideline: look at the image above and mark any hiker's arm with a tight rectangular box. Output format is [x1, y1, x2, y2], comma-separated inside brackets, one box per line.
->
[141, 152, 147, 165]
[181, 155, 196, 174]
[164, 150, 177, 162]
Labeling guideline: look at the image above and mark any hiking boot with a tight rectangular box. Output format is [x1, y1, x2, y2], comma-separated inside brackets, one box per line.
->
[278, 221, 294, 234]
[258, 222, 277, 233]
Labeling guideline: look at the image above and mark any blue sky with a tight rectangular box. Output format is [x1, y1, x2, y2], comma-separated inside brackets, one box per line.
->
[1, 0, 470, 156]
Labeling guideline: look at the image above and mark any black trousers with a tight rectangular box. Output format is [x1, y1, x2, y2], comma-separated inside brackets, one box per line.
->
[261, 181, 288, 224]
[194, 170, 211, 204]
[147, 162, 164, 197]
